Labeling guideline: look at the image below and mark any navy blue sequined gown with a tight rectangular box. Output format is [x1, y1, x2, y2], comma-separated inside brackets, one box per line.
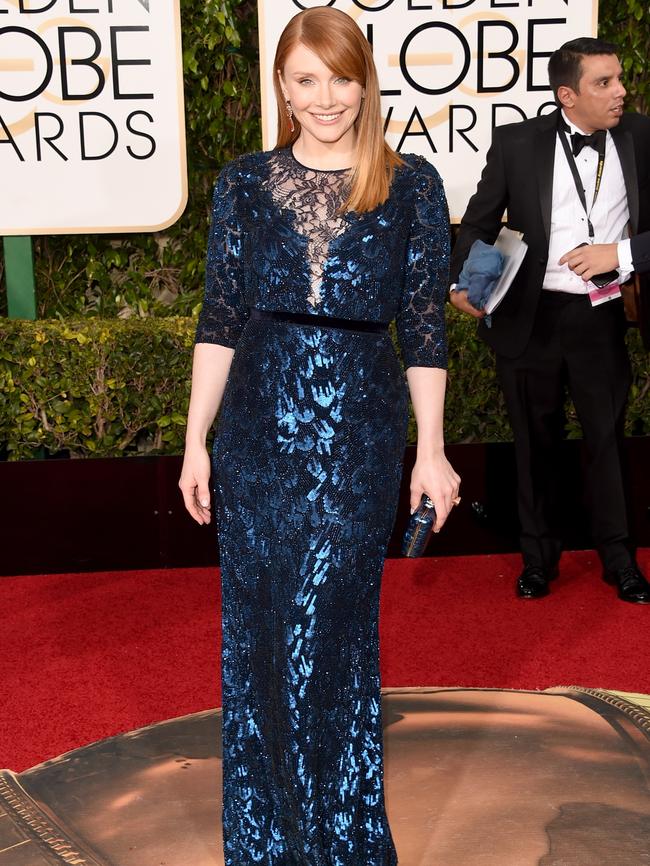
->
[196, 148, 448, 865]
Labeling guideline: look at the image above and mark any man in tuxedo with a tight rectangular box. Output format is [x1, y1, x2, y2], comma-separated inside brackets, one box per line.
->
[450, 37, 650, 602]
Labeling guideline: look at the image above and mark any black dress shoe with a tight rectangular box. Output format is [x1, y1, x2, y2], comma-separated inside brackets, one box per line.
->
[516, 565, 557, 599]
[603, 565, 650, 604]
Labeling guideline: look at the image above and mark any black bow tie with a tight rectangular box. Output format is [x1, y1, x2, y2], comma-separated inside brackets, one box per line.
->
[571, 129, 606, 157]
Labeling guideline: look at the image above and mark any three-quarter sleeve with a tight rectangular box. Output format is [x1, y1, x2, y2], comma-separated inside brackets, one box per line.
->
[195, 161, 249, 348]
[396, 158, 450, 369]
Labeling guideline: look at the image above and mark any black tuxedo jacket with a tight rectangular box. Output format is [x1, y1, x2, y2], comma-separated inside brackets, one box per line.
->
[450, 109, 650, 358]
[630, 231, 650, 273]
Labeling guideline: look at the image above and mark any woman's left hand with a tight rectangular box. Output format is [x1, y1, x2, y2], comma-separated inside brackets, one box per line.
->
[410, 451, 461, 533]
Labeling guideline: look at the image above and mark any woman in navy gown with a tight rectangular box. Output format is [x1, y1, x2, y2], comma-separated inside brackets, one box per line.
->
[179, 7, 460, 864]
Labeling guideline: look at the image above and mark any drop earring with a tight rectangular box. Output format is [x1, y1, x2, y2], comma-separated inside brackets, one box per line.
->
[286, 99, 295, 134]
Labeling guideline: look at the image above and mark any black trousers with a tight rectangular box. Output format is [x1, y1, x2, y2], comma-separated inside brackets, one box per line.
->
[496, 291, 633, 573]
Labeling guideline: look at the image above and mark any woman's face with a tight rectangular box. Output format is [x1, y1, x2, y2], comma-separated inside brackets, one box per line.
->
[279, 43, 364, 149]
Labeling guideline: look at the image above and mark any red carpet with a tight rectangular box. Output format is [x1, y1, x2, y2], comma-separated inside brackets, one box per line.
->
[1, 549, 649, 772]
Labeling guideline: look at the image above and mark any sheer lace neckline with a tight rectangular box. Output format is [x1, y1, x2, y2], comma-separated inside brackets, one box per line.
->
[286, 147, 353, 174]
[266, 149, 352, 308]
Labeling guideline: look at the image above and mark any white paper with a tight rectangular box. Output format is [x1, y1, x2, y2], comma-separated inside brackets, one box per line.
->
[484, 227, 529, 315]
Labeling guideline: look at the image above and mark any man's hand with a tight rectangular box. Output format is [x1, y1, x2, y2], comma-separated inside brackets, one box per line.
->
[449, 288, 486, 318]
[559, 243, 619, 281]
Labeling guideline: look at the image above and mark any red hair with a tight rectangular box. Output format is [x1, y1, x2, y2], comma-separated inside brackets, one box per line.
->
[273, 7, 402, 213]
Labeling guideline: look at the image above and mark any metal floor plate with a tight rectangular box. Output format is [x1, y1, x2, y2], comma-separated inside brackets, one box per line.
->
[1, 687, 649, 865]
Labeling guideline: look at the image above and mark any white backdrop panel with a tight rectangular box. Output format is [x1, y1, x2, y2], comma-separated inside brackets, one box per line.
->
[0, 0, 187, 234]
[258, 0, 598, 222]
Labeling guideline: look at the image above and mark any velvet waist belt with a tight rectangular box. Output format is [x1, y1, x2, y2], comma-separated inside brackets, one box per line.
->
[250, 308, 389, 334]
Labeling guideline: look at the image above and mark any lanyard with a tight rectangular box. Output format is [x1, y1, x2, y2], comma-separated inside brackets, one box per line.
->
[557, 124, 606, 240]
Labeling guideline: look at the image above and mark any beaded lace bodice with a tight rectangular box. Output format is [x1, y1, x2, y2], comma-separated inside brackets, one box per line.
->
[197, 147, 450, 370]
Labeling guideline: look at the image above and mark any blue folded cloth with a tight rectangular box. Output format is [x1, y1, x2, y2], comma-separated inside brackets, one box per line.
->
[456, 240, 505, 311]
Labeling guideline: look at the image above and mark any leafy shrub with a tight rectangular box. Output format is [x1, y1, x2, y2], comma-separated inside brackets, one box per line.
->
[1, 310, 648, 460]
[0, 318, 193, 459]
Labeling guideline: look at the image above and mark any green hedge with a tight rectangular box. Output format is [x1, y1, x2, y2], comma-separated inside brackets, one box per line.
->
[0, 318, 193, 459]
[1, 311, 648, 460]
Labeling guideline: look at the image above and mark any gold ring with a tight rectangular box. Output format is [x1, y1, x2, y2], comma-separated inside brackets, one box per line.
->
[452, 496, 461, 506]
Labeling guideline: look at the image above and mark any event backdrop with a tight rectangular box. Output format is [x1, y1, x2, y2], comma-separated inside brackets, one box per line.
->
[258, 0, 598, 221]
[0, 0, 187, 235]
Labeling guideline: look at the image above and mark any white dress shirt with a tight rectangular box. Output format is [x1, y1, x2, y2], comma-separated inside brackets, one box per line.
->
[543, 111, 631, 293]
[618, 237, 633, 271]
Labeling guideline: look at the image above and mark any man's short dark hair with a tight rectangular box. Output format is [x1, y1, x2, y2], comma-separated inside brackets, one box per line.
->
[548, 37, 619, 101]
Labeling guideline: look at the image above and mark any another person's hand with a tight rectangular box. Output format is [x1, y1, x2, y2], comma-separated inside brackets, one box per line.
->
[410, 452, 461, 533]
[449, 288, 486, 318]
[559, 242, 619, 281]
[179, 444, 212, 524]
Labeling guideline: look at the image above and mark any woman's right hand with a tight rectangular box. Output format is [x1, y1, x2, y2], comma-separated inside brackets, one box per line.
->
[179, 444, 212, 525]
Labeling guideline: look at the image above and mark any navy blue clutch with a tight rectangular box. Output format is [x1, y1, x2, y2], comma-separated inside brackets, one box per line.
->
[401, 495, 437, 557]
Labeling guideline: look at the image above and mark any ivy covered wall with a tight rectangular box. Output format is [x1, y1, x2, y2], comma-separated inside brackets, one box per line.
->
[1, 0, 649, 458]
